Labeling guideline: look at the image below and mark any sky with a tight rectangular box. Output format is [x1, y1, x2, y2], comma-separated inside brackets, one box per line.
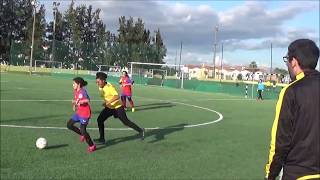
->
[39, 0, 320, 69]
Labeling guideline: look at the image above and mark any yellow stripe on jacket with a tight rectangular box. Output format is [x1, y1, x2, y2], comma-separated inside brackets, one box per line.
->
[265, 72, 305, 177]
[297, 174, 320, 180]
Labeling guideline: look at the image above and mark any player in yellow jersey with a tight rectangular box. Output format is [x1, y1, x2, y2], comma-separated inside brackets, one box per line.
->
[94, 72, 145, 144]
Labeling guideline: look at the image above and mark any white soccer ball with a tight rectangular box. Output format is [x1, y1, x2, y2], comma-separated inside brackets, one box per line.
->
[36, 137, 47, 149]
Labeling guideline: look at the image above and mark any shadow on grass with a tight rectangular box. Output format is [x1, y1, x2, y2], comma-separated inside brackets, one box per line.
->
[96, 123, 187, 151]
[45, 144, 68, 150]
[147, 123, 187, 143]
[134, 102, 176, 112]
[92, 102, 176, 114]
[135, 102, 173, 108]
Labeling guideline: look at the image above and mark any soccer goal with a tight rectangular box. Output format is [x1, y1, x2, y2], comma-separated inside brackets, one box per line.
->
[92, 64, 122, 77]
[34, 60, 62, 74]
[150, 69, 167, 79]
[128, 62, 185, 88]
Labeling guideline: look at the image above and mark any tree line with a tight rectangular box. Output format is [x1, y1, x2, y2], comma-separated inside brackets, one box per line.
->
[0, 0, 167, 69]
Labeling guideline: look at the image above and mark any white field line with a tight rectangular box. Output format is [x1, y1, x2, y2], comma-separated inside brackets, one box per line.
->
[133, 96, 224, 128]
[1, 97, 224, 130]
[0, 98, 252, 102]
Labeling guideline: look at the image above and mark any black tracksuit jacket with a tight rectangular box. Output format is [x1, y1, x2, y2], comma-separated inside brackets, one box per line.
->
[265, 70, 320, 180]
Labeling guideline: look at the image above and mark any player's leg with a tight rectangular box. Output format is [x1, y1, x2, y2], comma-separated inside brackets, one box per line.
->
[80, 124, 94, 146]
[116, 106, 145, 140]
[121, 95, 127, 108]
[67, 115, 81, 135]
[127, 96, 135, 112]
[79, 122, 96, 152]
[96, 108, 113, 143]
[258, 90, 262, 100]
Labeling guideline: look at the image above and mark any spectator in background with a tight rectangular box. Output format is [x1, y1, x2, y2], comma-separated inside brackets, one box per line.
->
[257, 79, 264, 100]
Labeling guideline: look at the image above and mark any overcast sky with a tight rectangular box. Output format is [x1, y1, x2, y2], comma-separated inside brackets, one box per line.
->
[40, 0, 320, 69]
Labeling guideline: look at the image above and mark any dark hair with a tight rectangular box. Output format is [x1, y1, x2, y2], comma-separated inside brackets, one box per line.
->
[123, 71, 128, 77]
[288, 39, 319, 70]
[73, 77, 88, 87]
[96, 72, 107, 80]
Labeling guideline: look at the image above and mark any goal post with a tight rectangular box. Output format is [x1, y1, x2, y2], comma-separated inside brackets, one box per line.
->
[128, 62, 185, 88]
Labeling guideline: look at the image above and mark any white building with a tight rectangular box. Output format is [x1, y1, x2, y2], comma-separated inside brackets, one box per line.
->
[184, 63, 273, 82]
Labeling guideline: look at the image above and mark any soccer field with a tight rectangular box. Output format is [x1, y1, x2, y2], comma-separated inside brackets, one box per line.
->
[1, 72, 276, 179]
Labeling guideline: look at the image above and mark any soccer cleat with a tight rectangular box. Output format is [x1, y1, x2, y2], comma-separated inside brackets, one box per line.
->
[87, 145, 96, 153]
[140, 128, 145, 140]
[131, 108, 135, 112]
[80, 135, 85, 142]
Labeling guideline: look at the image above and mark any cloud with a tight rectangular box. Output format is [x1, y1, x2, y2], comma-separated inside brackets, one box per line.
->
[39, 0, 319, 66]
[223, 29, 319, 52]
[218, 1, 319, 50]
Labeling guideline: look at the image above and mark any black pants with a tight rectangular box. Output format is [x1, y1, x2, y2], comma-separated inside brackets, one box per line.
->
[67, 119, 94, 146]
[258, 90, 263, 100]
[97, 106, 142, 140]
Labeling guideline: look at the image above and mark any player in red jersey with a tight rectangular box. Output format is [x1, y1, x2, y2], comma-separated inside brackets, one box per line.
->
[119, 71, 135, 112]
[67, 77, 96, 152]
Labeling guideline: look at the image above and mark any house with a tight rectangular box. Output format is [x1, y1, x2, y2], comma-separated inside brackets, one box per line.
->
[185, 64, 214, 79]
[183, 63, 287, 83]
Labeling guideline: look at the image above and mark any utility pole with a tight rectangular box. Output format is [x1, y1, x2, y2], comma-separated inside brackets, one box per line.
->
[174, 50, 177, 72]
[220, 43, 223, 82]
[213, 25, 219, 79]
[179, 41, 183, 88]
[52, 2, 60, 62]
[29, 0, 37, 75]
[270, 43, 273, 81]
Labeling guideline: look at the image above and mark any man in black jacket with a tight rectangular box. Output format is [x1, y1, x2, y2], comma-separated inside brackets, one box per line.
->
[265, 39, 320, 180]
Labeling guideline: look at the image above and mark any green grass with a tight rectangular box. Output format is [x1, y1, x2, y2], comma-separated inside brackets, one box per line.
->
[1, 72, 276, 179]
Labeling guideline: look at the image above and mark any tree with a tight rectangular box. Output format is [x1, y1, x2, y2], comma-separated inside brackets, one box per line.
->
[249, 61, 258, 69]
[31, 4, 47, 61]
[1, 1, 167, 70]
[274, 67, 288, 83]
[62, 0, 81, 69]
[273, 67, 288, 75]
[91, 8, 108, 68]
[153, 28, 166, 64]
[0, 0, 33, 63]
[115, 16, 167, 67]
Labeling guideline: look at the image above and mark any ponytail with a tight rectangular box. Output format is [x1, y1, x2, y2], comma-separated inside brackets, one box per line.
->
[73, 77, 88, 87]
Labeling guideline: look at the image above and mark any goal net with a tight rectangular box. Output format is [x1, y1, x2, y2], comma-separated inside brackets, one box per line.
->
[89, 65, 122, 77]
[128, 62, 184, 88]
[34, 60, 62, 74]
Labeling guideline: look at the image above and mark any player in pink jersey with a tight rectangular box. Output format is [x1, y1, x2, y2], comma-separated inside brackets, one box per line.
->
[67, 77, 96, 152]
[119, 71, 135, 112]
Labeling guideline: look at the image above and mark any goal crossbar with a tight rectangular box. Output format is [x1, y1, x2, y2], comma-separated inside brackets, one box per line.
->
[128, 62, 184, 67]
